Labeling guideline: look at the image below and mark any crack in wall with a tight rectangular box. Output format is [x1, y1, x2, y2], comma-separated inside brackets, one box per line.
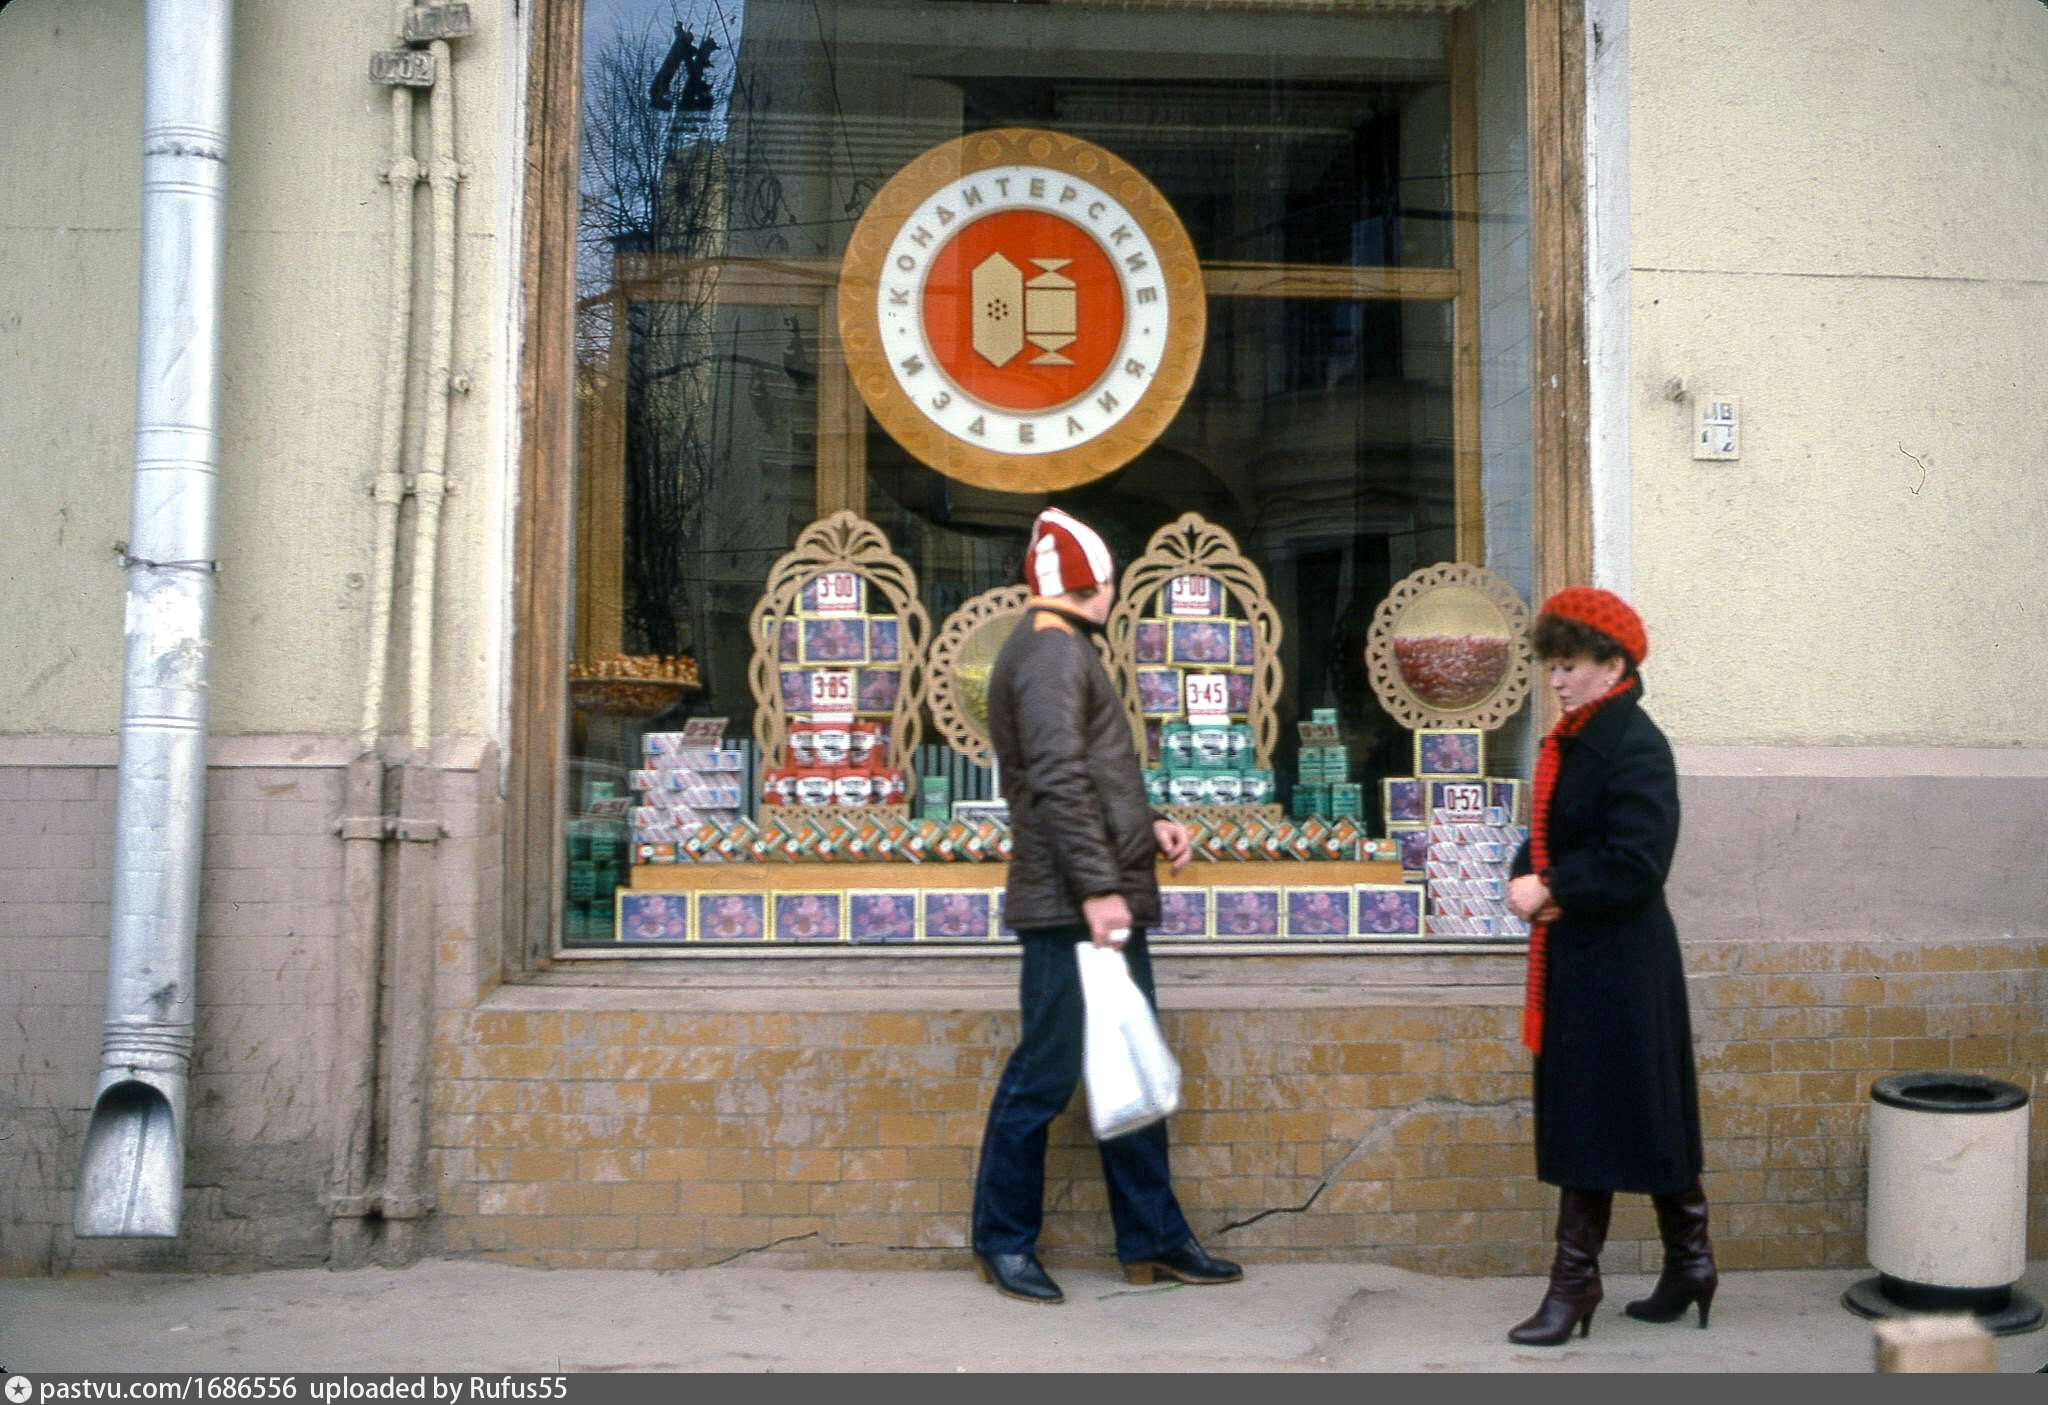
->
[700, 1229, 953, 1268]
[1213, 1094, 1529, 1236]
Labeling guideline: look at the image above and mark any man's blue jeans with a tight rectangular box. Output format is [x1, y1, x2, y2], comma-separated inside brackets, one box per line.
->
[970, 925, 1193, 1263]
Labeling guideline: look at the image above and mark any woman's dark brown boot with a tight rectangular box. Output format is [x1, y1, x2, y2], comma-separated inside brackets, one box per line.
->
[1508, 1187, 1613, 1345]
[1624, 1179, 1718, 1327]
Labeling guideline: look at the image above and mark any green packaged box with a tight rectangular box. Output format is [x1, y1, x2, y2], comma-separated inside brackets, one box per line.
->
[1315, 744, 1353, 783]
[1291, 783, 1329, 820]
[1186, 722, 1234, 769]
[920, 774, 950, 821]
[1160, 721, 1194, 772]
[1330, 782, 1363, 819]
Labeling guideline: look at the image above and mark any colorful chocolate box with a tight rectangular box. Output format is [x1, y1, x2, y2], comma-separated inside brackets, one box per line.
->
[1415, 727, 1485, 777]
[1353, 883, 1426, 936]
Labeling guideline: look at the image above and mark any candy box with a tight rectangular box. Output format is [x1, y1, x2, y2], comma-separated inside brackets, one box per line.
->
[1285, 887, 1352, 938]
[1211, 887, 1282, 938]
[1354, 883, 1426, 936]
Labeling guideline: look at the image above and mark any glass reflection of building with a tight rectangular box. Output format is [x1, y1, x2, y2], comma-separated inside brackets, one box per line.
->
[568, 0, 1536, 946]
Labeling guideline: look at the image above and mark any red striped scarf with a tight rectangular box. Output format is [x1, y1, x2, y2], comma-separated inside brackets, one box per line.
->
[1522, 674, 1638, 1054]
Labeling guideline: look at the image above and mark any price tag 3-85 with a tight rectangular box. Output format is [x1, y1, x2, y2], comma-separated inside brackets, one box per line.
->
[807, 670, 856, 719]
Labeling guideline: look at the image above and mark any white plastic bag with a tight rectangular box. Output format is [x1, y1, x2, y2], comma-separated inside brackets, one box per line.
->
[1076, 938, 1182, 1140]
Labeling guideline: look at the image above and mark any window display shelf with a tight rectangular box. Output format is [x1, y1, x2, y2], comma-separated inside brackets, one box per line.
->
[631, 858, 1399, 893]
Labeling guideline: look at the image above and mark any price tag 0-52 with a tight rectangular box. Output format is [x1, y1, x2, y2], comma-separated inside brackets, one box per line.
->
[679, 716, 727, 748]
[1433, 781, 1488, 824]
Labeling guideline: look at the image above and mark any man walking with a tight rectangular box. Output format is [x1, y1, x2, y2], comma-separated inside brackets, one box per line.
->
[969, 507, 1243, 1305]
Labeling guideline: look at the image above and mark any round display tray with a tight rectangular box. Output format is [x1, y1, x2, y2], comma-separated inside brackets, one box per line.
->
[1363, 563, 1533, 731]
[569, 676, 699, 718]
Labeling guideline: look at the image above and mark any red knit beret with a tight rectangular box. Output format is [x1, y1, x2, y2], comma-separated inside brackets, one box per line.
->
[1023, 508, 1115, 597]
[1537, 586, 1649, 666]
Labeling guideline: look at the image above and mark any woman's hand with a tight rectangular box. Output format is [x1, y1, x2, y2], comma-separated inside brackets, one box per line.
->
[1508, 873, 1560, 923]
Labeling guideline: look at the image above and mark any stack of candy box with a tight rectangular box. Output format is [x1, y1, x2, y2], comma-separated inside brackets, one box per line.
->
[1378, 726, 1528, 938]
[1423, 809, 1530, 937]
[628, 728, 746, 854]
[766, 572, 911, 810]
[760, 718, 909, 810]
[565, 780, 629, 941]
[1145, 719, 1274, 809]
[1290, 709, 1362, 821]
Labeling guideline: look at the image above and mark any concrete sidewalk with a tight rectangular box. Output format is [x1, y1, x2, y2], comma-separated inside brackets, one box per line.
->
[3, 1258, 2046, 1374]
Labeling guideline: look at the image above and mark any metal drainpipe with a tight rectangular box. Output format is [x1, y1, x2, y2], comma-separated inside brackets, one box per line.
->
[328, 60, 423, 1266]
[74, 0, 234, 1240]
[381, 34, 465, 1264]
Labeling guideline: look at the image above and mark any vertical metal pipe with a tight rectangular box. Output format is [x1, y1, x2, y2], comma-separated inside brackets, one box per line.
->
[327, 753, 388, 1266]
[75, 0, 234, 1239]
[328, 67, 422, 1269]
[381, 37, 463, 1262]
[358, 80, 423, 757]
[405, 39, 461, 759]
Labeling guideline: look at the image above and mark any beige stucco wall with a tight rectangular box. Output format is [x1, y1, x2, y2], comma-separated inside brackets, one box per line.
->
[0, 1, 509, 741]
[1624, 0, 2048, 747]
[9, 1, 2045, 750]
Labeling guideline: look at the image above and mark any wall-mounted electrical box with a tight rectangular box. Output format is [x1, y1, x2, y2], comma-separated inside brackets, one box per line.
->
[1693, 396, 1739, 460]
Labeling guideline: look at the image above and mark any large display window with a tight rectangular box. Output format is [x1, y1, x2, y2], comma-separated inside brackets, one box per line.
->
[527, 0, 1569, 954]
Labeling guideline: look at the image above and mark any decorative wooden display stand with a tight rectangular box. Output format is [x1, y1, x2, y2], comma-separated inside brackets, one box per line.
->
[1105, 513, 1285, 828]
[925, 583, 1029, 773]
[748, 509, 929, 807]
[1364, 562, 1535, 939]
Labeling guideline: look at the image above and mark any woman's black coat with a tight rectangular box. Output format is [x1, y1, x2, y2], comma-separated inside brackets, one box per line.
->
[1512, 685, 1703, 1195]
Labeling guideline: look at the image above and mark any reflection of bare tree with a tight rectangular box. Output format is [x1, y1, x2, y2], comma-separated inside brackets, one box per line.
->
[576, 5, 736, 660]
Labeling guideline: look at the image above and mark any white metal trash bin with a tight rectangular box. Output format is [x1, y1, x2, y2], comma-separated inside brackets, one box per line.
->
[1843, 1072, 2042, 1334]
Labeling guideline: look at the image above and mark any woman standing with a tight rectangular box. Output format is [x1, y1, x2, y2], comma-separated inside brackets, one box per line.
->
[1504, 587, 1715, 1346]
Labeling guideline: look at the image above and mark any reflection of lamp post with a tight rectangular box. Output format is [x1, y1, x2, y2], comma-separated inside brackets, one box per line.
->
[649, 25, 719, 113]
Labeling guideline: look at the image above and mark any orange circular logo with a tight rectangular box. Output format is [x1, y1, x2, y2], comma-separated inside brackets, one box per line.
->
[839, 129, 1205, 493]
[920, 208, 1124, 413]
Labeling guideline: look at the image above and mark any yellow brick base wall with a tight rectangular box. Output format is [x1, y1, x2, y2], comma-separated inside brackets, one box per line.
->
[425, 937, 2048, 1275]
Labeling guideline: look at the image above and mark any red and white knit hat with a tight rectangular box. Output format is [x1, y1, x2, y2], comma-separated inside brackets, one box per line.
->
[1023, 508, 1114, 597]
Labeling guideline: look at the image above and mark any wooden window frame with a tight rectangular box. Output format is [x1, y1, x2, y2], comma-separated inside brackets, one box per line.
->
[506, 0, 1590, 973]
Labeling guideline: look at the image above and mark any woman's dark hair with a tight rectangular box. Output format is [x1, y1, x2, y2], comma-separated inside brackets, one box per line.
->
[1531, 613, 1637, 674]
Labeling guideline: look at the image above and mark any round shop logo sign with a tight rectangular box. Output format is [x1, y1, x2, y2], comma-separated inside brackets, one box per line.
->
[839, 129, 1205, 493]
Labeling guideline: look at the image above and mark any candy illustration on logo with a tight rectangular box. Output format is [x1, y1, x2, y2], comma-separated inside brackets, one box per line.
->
[839, 129, 1205, 492]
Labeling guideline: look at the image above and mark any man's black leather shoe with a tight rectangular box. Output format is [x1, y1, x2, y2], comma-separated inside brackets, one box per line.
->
[973, 1250, 1064, 1304]
[1122, 1239, 1244, 1285]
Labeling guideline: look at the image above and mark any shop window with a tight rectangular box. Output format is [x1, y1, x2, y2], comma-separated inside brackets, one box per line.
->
[530, 0, 1558, 954]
